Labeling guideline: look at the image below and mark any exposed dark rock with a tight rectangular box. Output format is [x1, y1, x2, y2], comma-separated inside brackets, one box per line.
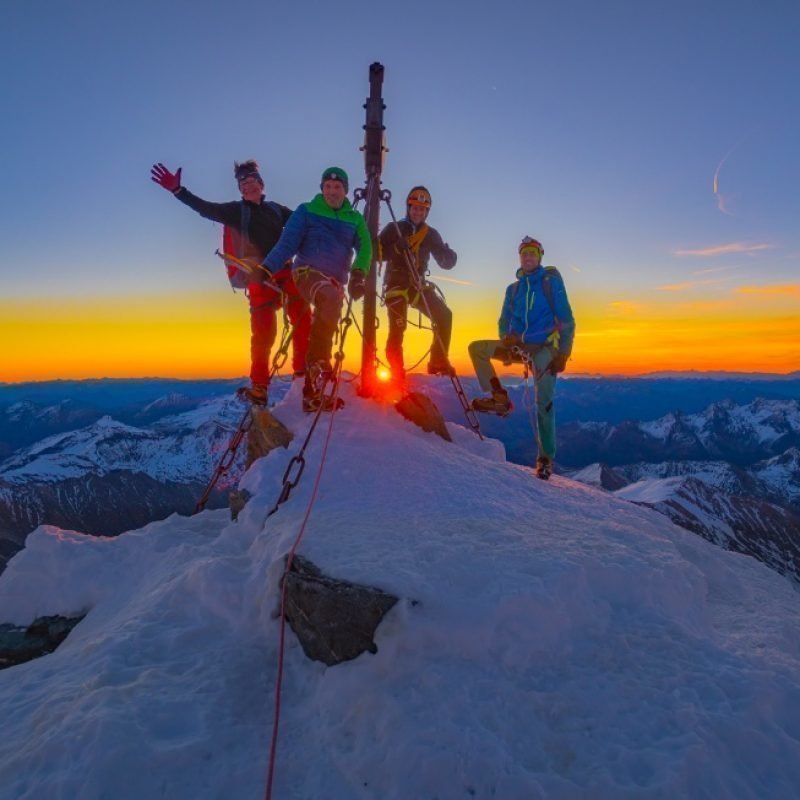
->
[0, 614, 85, 670]
[0, 536, 23, 576]
[246, 408, 293, 469]
[283, 555, 398, 666]
[569, 463, 629, 491]
[229, 488, 252, 521]
[395, 391, 452, 442]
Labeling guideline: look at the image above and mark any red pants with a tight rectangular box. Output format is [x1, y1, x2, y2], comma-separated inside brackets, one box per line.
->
[249, 268, 311, 385]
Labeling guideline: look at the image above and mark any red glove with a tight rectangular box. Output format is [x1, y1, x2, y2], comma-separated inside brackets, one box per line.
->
[150, 163, 182, 193]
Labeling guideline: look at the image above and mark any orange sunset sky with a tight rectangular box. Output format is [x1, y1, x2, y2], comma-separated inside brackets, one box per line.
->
[2, 281, 798, 383]
[2, 4, 799, 384]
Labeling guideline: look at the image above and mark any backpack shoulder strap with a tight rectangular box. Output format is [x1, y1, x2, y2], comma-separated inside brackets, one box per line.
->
[542, 266, 561, 321]
[239, 202, 251, 251]
[265, 200, 283, 223]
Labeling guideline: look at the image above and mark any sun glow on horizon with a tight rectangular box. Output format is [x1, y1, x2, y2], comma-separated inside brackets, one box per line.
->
[1, 283, 798, 383]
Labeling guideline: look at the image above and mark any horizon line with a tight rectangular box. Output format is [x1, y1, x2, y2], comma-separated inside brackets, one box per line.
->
[2, 368, 799, 387]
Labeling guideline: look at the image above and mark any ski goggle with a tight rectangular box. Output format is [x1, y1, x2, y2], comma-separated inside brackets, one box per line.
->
[518, 236, 543, 256]
[407, 190, 431, 208]
[236, 170, 262, 185]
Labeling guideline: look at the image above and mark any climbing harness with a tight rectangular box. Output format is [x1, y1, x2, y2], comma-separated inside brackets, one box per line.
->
[379, 189, 483, 440]
[511, 345, 543, 443]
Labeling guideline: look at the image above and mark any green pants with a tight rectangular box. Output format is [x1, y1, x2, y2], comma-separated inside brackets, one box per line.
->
[468, 340, 558, 460]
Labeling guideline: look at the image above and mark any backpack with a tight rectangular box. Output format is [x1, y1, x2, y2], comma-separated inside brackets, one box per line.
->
[222, 201, 284, 290]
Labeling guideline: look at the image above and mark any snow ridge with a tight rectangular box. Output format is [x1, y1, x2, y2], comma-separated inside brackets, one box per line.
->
[1, 383, 799, 799]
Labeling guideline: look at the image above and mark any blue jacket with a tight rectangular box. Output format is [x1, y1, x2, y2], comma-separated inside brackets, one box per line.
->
[499, 266, 575, 354]
[263, 194, 371, 284]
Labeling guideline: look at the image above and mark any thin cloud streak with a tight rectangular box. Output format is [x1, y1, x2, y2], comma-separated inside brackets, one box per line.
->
[674, 242, 771, 257]
[735, 284, 800, 296]
[713, 134, 751, 217]
[657, 278, 728, 291]
[691, 265, 737, 276]
[433, 276, 475, 286]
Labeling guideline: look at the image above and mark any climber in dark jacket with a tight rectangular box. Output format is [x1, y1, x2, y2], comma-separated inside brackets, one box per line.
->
[378, 186, 457, 381]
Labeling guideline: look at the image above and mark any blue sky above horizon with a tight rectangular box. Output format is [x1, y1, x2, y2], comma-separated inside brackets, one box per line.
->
[1, 0, 799, 378]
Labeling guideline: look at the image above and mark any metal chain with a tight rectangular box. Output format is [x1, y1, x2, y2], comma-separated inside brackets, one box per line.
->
[194, 299, 306, 513]
[194, 405, 254, 513]
[264, 302, 353, 518]
[269, 305, 295, 377]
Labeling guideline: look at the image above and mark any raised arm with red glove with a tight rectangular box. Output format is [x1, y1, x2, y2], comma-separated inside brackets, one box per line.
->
[150, 163, 182, 194]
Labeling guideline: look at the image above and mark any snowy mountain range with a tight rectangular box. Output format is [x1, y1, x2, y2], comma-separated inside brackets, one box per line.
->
[0, 397, 249, 564]
[572, 448, 800, 511]
[616, 475, 800, 584]
[2, 380, 799, 585]
[558, 397, 800, 467]
[0, 381, 305, 574]
[0, 378, 244, 453]
[569, 446, 800, 584]
[1, 380, 799, 799]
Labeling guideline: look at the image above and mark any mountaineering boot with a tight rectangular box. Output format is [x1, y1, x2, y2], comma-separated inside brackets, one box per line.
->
[471, 390, 512, 416]
[237, 383, 268, 405]
[302, 393, 345, 413]
[472, 378, 511, 415]
[426, 360, 455, 377]
[302, 361, 344, 413]
[535, 457, 553, 481]
[306, 360, 332, 390]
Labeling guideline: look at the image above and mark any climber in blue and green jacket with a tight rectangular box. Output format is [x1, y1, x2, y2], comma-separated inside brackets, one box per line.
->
[262, 167, 372, 411]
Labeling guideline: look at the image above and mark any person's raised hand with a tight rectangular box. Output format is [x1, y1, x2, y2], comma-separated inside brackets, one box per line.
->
[150, 163, 182, 193]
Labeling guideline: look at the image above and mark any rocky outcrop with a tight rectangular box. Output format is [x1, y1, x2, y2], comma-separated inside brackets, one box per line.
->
[246, 408, 293, 469]
[283, 555, 399, 666]
[0, 615, 85, 670]
[568, 463, 628, 491]
[395, 392, 452, 442]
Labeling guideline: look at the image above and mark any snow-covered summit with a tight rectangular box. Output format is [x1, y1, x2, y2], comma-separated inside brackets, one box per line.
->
[1, 382, 799, 799]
